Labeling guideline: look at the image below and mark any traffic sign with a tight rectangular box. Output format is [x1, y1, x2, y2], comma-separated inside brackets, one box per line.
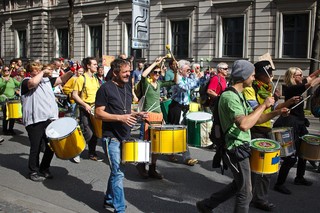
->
[132, 0, 150, 49]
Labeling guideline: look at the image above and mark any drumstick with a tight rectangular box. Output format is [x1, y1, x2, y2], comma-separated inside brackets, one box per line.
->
[148, 105, 161, 112]
[288, 95, 311, 112]
[272, 75, 281, 96]
[263, 67, 275, 89]
[300, 86, 312, 97]
[146, 102, 157, 112]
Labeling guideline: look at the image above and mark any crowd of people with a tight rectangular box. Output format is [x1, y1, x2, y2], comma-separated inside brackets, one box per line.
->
[0, 55, 319, 213]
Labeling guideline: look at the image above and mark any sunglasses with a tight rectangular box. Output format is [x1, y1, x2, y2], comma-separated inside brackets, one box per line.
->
[295, 74, 302, 77]
[221, 67, 228, 70]
[153, 70, 161, 75]
[3, 69, 9, 71]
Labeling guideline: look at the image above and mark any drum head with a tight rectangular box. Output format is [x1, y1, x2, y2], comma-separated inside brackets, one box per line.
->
[186, 112, 212, 121]
[302, 134, 320, 145]
[251, 138, 280, 152]
[46, 117, 78, 139]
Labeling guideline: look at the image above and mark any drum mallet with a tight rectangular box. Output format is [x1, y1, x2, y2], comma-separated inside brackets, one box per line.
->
[166, 44, 178, 63]
[288, 95, 311, 113]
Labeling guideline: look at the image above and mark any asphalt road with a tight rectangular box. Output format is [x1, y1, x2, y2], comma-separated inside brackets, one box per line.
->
[0, 116, 320, 213]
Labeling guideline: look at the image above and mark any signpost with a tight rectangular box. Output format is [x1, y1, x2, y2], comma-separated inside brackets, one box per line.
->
[132, 0, 150, 49]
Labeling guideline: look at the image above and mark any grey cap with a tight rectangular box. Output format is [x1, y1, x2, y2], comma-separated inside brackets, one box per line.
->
[231, 60, 255, 82]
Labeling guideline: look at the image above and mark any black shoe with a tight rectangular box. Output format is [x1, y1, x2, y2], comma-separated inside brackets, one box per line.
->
[252, 201, 276, 211]
[294, 177, 313, 186]
[29, 172, 45, 182]
[8, 130, 16, 135]
[274, 184, 291, 195]
[148, 164, 163, 179]
[196, 201, 212, 213]
[39, 170, 53, 179]
[136, 163, 148, 179]
[0, 137, 4, 143]
[103, 198, 114, 209]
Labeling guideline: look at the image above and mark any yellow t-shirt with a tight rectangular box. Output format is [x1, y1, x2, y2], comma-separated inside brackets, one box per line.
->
[243, 86, 271, 128]
[73, 72, 100, 104]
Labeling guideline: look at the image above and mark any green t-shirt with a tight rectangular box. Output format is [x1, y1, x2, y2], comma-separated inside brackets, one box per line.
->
[218, 89, 253, 150]
[141, 77, 175, 113]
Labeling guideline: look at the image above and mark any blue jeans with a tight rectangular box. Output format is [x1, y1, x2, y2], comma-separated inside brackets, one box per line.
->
[102, 137, 125, 213]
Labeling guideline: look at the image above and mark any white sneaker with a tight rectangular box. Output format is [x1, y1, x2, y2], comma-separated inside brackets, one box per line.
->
[73, 155, 81, 163]
[0, 137, 4, 143]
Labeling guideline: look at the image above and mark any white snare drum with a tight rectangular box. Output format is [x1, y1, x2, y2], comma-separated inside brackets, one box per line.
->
[271, 127, 295, 157]
[186, 112, 213, 147]
[122, 139, 150, 163]
[46, 117, 86, 159]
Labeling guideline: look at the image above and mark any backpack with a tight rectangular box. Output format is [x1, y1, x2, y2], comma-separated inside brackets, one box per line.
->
[311, 86, 320, 117]
[210, 86, 243, 174]
[199, 75, 221, 106]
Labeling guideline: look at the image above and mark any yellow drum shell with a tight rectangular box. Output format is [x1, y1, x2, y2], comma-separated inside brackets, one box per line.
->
[250, 148, 280, 174]
[46, 117, 86, 160]
[250, 139, 281, 175]
[48, 126, 85, 159]
[189, 102, 200, 112]
[6, 100, 22, 119]
[122, 140, 150, 163]
[150, 125, 187, 154]
[90, 114, 102, 138]
[300, 134, 320, 161]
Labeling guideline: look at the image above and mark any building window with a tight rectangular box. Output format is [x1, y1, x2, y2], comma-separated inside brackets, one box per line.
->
[282, 14, 308, 58]
[17, 30, 27, 58]
[222, 17, 244, 57]
[171, 20, 189, 59]
[90, 26, 102, 58]
[126, 23, 142, 58]
[58, 28, 68, 58]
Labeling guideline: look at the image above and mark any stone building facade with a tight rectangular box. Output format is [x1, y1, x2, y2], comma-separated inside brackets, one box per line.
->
[0, 0, 318, 74]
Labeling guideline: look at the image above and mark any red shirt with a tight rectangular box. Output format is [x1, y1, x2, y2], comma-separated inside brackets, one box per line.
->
[207, 74, 227, 95]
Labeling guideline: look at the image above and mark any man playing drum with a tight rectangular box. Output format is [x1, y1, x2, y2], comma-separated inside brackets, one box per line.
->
[167, 59, 200, 166]
[95, 59, 148, 212]
[196, 60, 287, 213]
[21, 60, 73, 182]
[72, 57, 101, 162]
[243, 60, 293, 210]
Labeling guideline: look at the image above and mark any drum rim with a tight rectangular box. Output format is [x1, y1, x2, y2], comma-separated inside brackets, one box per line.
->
[271, 127, 293, 132]
[46, 117, 78, 140]
[150, 125, 187, 130]
[123, 139, 150, 143]
[6, 100, 21, 103]
[251, 138, 281, 152]
[301, 134, 320, 145]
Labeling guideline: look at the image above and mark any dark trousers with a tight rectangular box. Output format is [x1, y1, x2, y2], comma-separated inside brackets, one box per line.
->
[79, 107, 97, 156]
[251, 129, 272, 204]
[26, 120, 54, 173]
[203, 155, 252, 213]
[167, 100, 189, 125]
[2, 103, 15, 131]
